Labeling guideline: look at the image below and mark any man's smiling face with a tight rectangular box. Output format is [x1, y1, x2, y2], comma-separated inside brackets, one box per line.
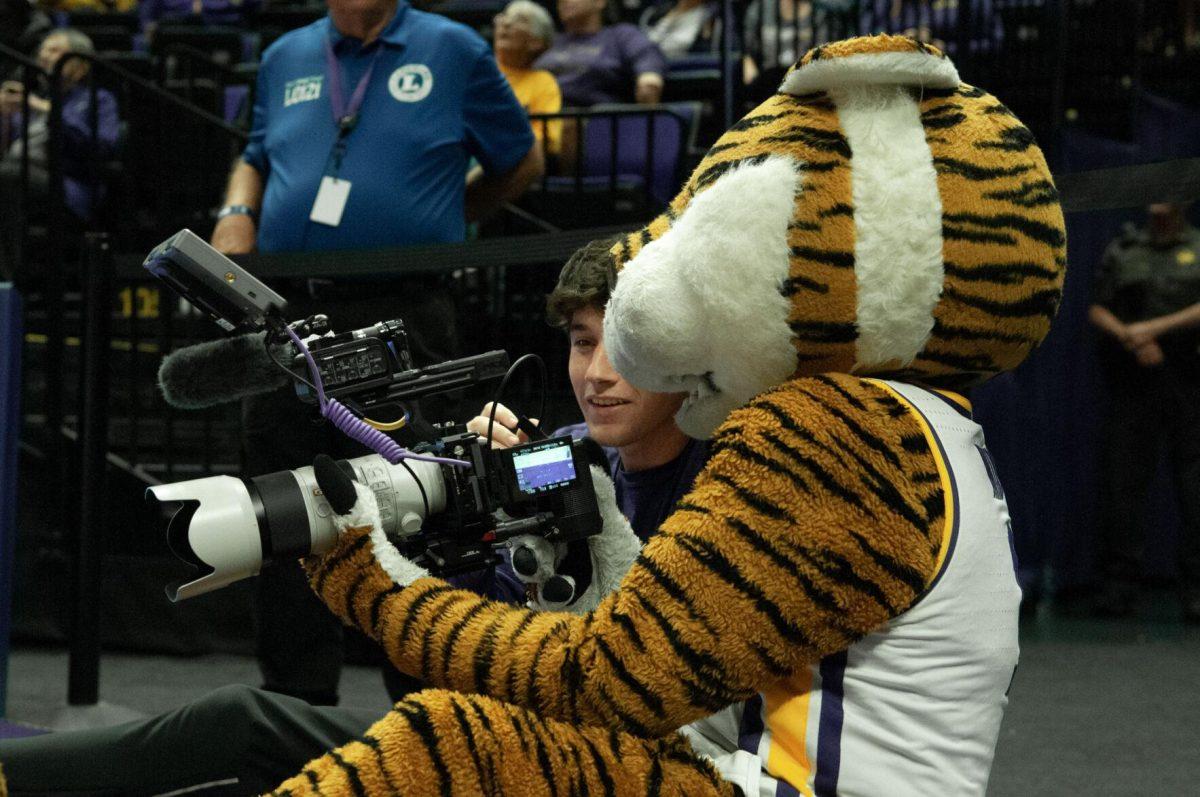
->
[567, 305, 686, 449]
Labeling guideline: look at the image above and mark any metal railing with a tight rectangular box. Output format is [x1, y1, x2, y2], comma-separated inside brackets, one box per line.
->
[730, 0, 1198, 148]
[523, 104, 700, 229]
[158, 42, 258, 126]
[3, 42, 249, 472]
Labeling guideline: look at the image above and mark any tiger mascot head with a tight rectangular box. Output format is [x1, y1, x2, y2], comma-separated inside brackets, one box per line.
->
[604, 35, 1066, 439]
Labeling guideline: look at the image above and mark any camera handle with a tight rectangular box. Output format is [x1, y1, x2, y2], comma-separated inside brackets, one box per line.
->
[278, 320, 471, 468]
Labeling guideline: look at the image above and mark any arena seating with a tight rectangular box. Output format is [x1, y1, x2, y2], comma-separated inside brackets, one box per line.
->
[5, 0, 1200, 660]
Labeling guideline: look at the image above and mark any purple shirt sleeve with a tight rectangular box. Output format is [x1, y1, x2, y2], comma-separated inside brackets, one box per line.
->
[61, 87, 119, 159]
[536, 25, 667, 106]
[616, 23, 667, 77]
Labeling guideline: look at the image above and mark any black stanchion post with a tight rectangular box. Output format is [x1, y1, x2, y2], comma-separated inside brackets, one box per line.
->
[1046, 0, 1070, 169]
[0, 284, 24, 717]
[721, 0, 736, 130]
[44, 60, 67, 524]
[68, 232, 113, 706]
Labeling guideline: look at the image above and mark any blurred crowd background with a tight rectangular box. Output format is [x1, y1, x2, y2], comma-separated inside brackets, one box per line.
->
[2, 0, 1200, 667]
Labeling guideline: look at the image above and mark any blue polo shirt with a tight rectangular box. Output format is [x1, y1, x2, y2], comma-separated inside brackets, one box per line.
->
[243, 3, 534, 253]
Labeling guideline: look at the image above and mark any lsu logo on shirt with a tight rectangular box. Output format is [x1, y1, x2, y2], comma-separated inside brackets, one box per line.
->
[388, 64, 432, 102]
[284, 75, 323, 107]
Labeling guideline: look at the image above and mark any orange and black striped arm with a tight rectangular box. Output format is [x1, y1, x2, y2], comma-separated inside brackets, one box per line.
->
[267, 689, 736, 796]
[305, 373, 945, 738]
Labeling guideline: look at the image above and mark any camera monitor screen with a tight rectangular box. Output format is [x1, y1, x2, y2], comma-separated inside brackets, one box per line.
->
[511, 439, 577, 495]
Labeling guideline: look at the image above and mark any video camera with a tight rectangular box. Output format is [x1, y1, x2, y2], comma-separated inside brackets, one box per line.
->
[142, 229, 602, 601]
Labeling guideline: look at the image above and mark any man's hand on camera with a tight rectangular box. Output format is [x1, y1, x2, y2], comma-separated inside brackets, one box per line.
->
[465, 402, 538, 448]
[211, 213, 257, 255]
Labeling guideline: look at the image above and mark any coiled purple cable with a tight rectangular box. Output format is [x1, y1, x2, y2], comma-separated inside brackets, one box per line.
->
[283, 325, 470, 467]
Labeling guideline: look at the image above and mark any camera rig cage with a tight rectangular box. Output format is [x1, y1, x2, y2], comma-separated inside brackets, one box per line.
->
[141, 229, 603, 599]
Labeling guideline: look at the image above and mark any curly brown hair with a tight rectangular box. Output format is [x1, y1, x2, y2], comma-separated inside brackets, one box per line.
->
[545, 235, 624, 328]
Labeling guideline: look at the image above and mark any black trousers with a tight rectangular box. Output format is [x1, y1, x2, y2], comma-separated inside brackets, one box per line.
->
[0, 685, 381, 796]
[1098, 358, 1200, 588]
[241, 279, 459, 706]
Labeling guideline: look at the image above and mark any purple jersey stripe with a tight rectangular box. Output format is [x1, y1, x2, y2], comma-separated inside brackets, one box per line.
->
[737, 694, 766, 755]
[775, 778, 802, 796]
[813, 651, 848, 797]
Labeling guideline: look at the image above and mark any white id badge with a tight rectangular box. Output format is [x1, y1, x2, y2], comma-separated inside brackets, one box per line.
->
[310, 177, 352, 226]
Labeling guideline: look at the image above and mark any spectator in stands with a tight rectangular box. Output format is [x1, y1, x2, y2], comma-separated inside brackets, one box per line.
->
[493, 0, 562, 154]
[1089, 203, 1200, 620]
[209, 0, 540, 708]
[1187, 0, 1200, 50]
[140, 0, 262, 40]
[0, 28, 118, 279]
[0, 0, 51, 56]
[51, 0, 137, 13]
[639, 0, 723, 59]
[534, 0, 667, 106]
[742, 0, 852, 91]
[858, 0, 1003, 54]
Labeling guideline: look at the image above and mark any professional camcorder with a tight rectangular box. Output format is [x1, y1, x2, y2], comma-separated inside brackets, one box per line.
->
[143, 230, 602, 601]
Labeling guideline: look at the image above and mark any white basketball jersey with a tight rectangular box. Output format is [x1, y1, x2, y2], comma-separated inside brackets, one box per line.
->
[681, 380, 1021, 797]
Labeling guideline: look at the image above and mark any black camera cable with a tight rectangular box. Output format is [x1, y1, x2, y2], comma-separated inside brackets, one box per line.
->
[486, 353, 549, 447]
[398, 457, 430, 519]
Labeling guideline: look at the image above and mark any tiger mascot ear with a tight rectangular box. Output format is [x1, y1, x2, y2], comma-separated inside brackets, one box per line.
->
[604, 34, 1066, 439]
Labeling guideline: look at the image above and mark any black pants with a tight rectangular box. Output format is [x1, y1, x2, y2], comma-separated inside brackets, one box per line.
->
[0, 684, 381, 796]
[242, 280, 459, 706]
[1098, 359, 1200, 588]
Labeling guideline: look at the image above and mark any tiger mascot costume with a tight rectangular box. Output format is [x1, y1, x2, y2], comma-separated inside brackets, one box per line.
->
[274, 34, 1063, 796]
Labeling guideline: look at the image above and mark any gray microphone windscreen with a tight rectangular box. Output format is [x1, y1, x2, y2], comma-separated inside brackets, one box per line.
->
[158, 332, 291, 409]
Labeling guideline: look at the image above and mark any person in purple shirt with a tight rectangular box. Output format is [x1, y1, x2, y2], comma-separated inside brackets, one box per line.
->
[140, 0, 261, 39]
[534, 0, 668, 106]
[467, 235, 709, 605]
[0, 28, 118, 278]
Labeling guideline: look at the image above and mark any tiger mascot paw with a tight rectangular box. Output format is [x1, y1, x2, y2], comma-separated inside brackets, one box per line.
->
[303, 454, 429, 625]
[507, 464, 642, 613]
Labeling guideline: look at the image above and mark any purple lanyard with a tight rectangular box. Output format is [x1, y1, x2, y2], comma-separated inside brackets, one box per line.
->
[322, 36, 383, 133]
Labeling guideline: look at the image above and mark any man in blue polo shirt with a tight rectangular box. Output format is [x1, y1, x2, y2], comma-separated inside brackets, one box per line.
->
[212, 0, 540, 255]
[207, 0, 542, 709]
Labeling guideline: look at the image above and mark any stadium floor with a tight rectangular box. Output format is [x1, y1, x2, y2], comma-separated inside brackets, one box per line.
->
[4, 593, 1199, 796]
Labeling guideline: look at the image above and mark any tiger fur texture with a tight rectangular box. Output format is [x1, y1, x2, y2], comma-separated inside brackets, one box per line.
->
[263, 34, 1065, 797]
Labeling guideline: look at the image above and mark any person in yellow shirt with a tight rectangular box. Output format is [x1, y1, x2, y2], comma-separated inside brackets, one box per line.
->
[493, 0, 562, 156]
[48, 0, 137, 13]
